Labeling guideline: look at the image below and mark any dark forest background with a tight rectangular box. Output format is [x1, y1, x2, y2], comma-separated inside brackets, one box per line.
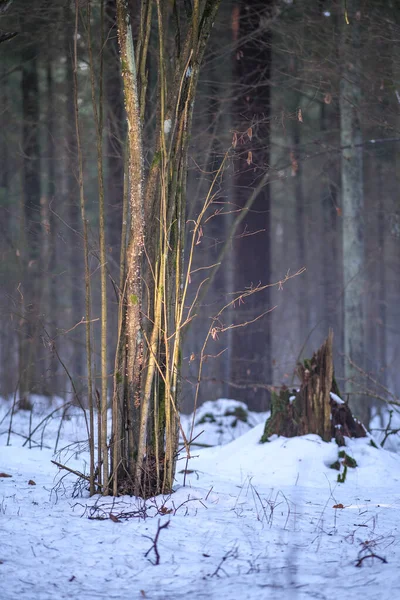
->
[1, 0, 399, 426]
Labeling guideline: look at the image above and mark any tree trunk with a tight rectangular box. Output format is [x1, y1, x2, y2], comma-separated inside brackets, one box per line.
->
[20, 37, 42, 406]
[321, 100, 341, 356]
[262, 331, 367, 445]
[340, 1, 368, 424]
[111, 0, 221, 498]
[230, 0, 272, 411]
[64, 2, 84, 393]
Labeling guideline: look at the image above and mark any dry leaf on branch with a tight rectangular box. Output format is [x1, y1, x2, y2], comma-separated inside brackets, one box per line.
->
[290, 151, 298, 177]
[159, 506, 173, 515]
[109, 514, 121, 523]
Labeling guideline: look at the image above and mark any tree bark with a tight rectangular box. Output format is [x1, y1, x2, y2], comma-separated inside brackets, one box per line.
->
[340, 1, 368, 424]
[20, 36, 42, 405]
[230, 0, 273, 411]
[112, 0, 221, 497]
[262, 331, 367, 445]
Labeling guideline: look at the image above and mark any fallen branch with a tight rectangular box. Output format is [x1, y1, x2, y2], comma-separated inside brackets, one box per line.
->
[144, 519, 170, 565]
[355, 552, 387, 567]
[51, 460, 103, 490]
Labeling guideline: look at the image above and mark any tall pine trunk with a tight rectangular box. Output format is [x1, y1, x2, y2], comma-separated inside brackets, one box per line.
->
[20, 38, 42, 406]
[230, 0, 272, 411]
[340, 1, 368, 424]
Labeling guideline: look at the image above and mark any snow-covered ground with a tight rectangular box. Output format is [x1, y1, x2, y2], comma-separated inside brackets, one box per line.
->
[1, 396, 400, 600]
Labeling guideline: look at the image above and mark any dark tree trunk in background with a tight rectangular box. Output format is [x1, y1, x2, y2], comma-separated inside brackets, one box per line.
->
[230, 0, 272, 411]
[45, 44, 58, 397]
[20, 38, 42, 404]
[105, 0, 125, 379]
[0, 63, 15, 398]
[64, 2, 84, 390]
[105, 0, 125, 261]
[288, 57, 309, 350]
[340, 0, 368, 424]
[321, 100, 341, 361]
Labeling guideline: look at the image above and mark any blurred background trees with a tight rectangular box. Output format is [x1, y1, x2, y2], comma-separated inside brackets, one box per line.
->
[1, 0, 400, 429]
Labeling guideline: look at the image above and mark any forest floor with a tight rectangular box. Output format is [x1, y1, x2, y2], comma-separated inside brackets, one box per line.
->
[1, 396, 400, 600]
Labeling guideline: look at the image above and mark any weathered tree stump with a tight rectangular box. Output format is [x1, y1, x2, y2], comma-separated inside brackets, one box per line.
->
[261, 331, 367, 446]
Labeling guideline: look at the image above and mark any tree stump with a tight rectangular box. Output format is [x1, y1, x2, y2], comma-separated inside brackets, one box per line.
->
[261, 331, 367, 446]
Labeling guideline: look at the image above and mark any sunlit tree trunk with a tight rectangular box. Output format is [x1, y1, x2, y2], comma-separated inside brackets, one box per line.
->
[111, 0, 221, 497]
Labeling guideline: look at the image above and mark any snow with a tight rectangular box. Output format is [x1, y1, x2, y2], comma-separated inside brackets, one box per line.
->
[1, 396, 400, 599]
[163, 119, 172, 134]
[330, 392, 345, 404]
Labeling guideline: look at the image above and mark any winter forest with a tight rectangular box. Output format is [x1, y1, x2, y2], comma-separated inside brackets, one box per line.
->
[2, 1, 400, 599]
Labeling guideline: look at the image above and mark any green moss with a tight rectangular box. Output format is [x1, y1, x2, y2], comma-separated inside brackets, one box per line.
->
[115, 371, 123, 385]
[331, 450, 357, 482]
[338, 450, 357, 468]
[151, 150, 162, 169]
[224, 406, 248, 423]
[196, 412, 216, 425]
[260, 388, 296, 443]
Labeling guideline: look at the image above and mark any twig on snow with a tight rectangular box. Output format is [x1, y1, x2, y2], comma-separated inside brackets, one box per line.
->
[144, 519, 170, 565]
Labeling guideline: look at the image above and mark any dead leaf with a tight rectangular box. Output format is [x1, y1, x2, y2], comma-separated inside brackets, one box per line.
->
[232, 131, 238, 148]
[0, 473, 12, 478]
[211, 327, 219, 341]
[247, 127, 253, 140]
[333, 503, 345, 509]
[324, 93, 332, 104]
[69, 576, 76, 582]
[159, 505, 173, 515]
[28, 480, 36, 485]
[140, 591, 146, 598]
[290, 151, 298, 177]
[109, 514, 121, 523]
[336, 206, 342, 217]
[246, 150, 253, 166]
[297, 108, 303, 123]
[196, 226, 203, 245]
[232, 4, 240, 42]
